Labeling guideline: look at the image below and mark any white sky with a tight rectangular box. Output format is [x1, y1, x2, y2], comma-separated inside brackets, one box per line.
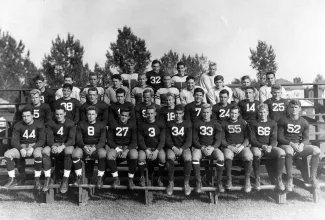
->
[0, 0, 325, 84]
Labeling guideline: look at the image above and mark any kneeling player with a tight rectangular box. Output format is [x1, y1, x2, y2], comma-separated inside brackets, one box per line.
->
[192, 104, 224, 193]
[166, 104, 192, 196]
[3, 107, 45, 189]
[106, 108, 138, 189]
[73, 106, 107, 188]
[249, 104, 285, 191]
[44, 106, 76, 193]
[221, 106, 253, 192]
[138, 105, 166, 187]
[278, 99, 321, 191]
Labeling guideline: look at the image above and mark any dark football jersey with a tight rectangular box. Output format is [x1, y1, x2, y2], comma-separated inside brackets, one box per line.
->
[166, 120, 192, 149]
[238, 99, 259, 123]
[264, 98, 288, 122]
[192, 119, 222, 149]
[249, 119, 277, 148]
[15, 103, 52, 123]
[159, 107, 175, 124]
[46, 118, 76, 146]
[138, 120, 165, 151]
[221, 119, 248, 146]
[80, 100, 109, 123]
[53, 98, 81, 124]
[146, 70, 165, 92]
[134, 103, 161, 125]
[40, 87, 55, 106]
[76, 121, 106, 149]
[212, 103, 235, 122]
[107, 120, 137, 149]
[108, 101, 135, 125]
[277, 116, 309, 145]
[184, 101, 205, 124]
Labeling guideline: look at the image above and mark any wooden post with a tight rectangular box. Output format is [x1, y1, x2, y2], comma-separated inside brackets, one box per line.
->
[276, 191, 286, 204]
[312, 188, 320, 203]
[45, 188, 55, 203]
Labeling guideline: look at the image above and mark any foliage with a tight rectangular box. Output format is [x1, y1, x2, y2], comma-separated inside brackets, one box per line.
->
[94, 62, 112, 88]
[293, 77, 303, 84]
[314, 74, 325, 83]
[231, 78, 241, 85]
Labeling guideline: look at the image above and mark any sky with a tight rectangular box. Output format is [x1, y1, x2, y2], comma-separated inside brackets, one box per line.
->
[0, 0, 325, 84]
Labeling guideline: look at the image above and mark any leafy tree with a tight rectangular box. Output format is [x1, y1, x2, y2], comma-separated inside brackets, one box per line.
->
[231, 78, 241, 85]
[105, 26, 151, 74]
[314, 74, 325, 83]
[293, 77, 303, 84]
[160, 50, 179, 75]
[94, 63, 112, 88]
[249, 40, 278, 82]
[42, 33, 88, 88]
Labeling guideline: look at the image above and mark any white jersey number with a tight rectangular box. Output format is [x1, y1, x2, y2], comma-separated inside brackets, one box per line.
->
[150, 76, 161, 84]
[88, 126, 95, 136]
[246, 103, 255, 112]
[257, 127, 270, 136]
[272, 103, 285, 111]
[219, 109, 230, 118]
[287, 124, 301, 133]
[171, 126, 184, 136]
[148, 127, 155, 137]
[228, 125, 241, 133]
[200, 126, 213, 136]
[22, 129, 36, 139]
[61, 102, 73, 111]
[116, 127, 129, 136]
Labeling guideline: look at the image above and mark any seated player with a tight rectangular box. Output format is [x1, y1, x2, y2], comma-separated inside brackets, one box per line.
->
[159, 93, 176, 124]
[43, 106, 76, 193]
[72, 106, 107, 188]
[221, 106, 253, 192]
[80, 73, 105, 104]
[238, 86, 259, 124]
[33, 75, 55, 107]
[184, 88, 206, 124]
[212, 75, 233, 104]
[155, 74, 180, 107]
[106, 108, 138, 189]
[53, 83, 81, 124]
[104, 74, 131, 105]
[135, 89, 161, 125]
[108, 88, 135, 125]
[192, 104, 224, 193]
[146, 60, 165, 93]
[249, 104, 286, 191]
[55, 74, 80, 101]
[121, 58, 139, 91]
[212, 89, 235, 123]
[80, 87, 109, 123]
[3, 106, 45, 189]
[232, 75, 259, 104]
[278, 99, 321, 191]
[180, 76, 207, 105]
[14, 89, 52, 124]
[165, 105, 192, 196]
[138, 105, 166, 187]
[171, 61, 187, 91]
[264, 84, 288, 122]
[131, 73, 154, 105]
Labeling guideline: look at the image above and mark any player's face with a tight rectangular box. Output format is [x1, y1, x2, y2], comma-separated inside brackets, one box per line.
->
[245, 89, 255, 100]
[271, 89, 282, 100]
[88, 91, 98, 103]
[259, 108, 268, 121]
[89, 76, 98, 87]
[62, 88, 72, 98]
[214, 80, 223, 89]
[230, 109, 239, 121]
[241, 79, 251, 87]
[31, 94, 41, 106]
[266, 74, 275, 86]
[22, 111, 33, 124]
[289, 104, 301, 116]
[177, 65, 186, 76]
[146, 109, 156, 122]
[119, 111, 130, 124]
[167, 96, 175, 107]
[112, 78, 121, 88]
[138, 75, 147, 86]
[116, 92, 125, 104]
[87, 110, 97, 123]
[186, 79, 195, 90]
[143, 92, 152, 105]
[175, 110, 184, 122]
[64, 77, 73, 85]
[127, 63, 135, 73]
[202, 108, 212, 121]
[194, 92, 203, 103]
[152, 63, 160, 73]
[163, 76, 171, 87]
[35, 80, 45, 90]
[219, 93, 229, 104]
[55, 109, 66, 122]
[208, 65, 217, 75]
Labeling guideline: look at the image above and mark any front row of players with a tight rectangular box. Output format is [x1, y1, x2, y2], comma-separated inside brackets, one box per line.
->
[3, 97, 321, 197]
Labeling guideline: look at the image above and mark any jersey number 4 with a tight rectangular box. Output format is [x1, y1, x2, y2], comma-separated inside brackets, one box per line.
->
[219, 109, 230, 118]
[22, 129, 36, 139]
[246, 103, 255, 112]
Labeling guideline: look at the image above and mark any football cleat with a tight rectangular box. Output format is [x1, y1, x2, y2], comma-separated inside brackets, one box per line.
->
[42, 177, 51, 192]
[128, 178, 135, 190]
[96, 176, 103, 189]
[195, 180, 202, 194]
[255, 176, 261, 191]
[157, 177, 164, 187]
[4, 177, 18, 189]
[244, 177, 252, 193]
[184, 181, 191, 196]
[73, 175, 83, 187]
[225, 177, 232, 190]
[275, 176, 285, 191]
[34, 177, 42, 190]
[166, 181, 174, 196]
[310, 176, 320, 189]
[112, 177, 120, 189]
[286, 177, 294, 192]
[139, 176, 146, 187]
[60, 177, 69, 193]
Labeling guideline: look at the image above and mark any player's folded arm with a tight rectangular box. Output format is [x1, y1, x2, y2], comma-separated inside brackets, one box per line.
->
[94, 126, 107, 150]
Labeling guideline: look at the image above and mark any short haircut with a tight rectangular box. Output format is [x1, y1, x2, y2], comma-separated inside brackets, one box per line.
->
[62, 83, 73, 91]
[146, 104, 156, 112]
[112, 74, 122, 81]
[64, 74, 73, 80]
[21, 106, 34, 115]
[219, 89, 229, 96]
[258, 103, 269, 112]
[266, 71, 275, 77]
[30, 89, 41, 97]
[214, 75, 224, 82]
[202, 103, 212, 110]
[116, 88, 126, 96]
[152, 60, 161, 66]
[88, 87, 98, 94]
[289, 99, 301, 107]
[89, 73, 97, 79]
[245, 86, 255, 92]
[54, 105, 66, 112]
[143, 89, 154, 97]
[194, 87, 205, 95]
[166, 92, 174, 99]
[186, 76, 195, 82]
[138, 73, 146, 79]
[33, 75, 45, 82]
[126, 58, 135, 65]
[230, 105, 240, 113]
[241, 75, 251, 81]
[177, 61, 185, 68]
[174, 104, 184, 112]
[271, 84, 282, 91]
[163, 73, 171, 79]
[120, 108, 130, 115]
[209, 62, 217, 67]
[86, 106, 98, 114]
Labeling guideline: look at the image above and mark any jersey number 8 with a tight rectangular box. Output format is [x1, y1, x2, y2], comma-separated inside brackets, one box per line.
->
[88, 126, 95, 136]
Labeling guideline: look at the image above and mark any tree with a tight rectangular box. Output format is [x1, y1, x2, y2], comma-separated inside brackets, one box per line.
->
[94, 63, 112, 88]
[105, 26, 151, 74]
[160, 50, 179, 75]
[42, 33, 88, 88]
[249, 40, 278, 82]
[293, 77, 303, 84]
[314, 74, 325, 83]
[231, 78, 241, 85]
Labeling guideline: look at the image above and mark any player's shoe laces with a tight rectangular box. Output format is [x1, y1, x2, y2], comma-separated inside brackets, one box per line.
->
[139, 176, 146, 187]
[255, 176, 261, 191]
[60, 177, 69, 193]
[34, 177, 42, 190]
[42, 177, 51, 192]
[275, 176, 285, 191]
[195, 180, 202, 194]
[310, 176, 320, 189]
[157, 177, 164, 187]
[225, 177, 232, 190]
[4, 177, 17, 189]
[244, 177, 252, 193]
[128, 178, 135, 190]
[96, 176, 103, 189]
[184, 181, 191, 196]
[286, 177, 294, 192]
[166, 181, 174, 195]
[73, 175, 83, 187]
[112, 177, 120, 188]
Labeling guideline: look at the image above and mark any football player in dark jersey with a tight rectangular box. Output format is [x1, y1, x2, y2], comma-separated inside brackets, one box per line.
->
[159, 93, 176, 124]
[33, 75, 55, 107]
[238, 86, 259, 124]
[184, 88, 206, 124]
[264, 84, 288, 122]
[134, 89, 161, 125]
[131, 73, 154, 105]
[146, 60, 165, 93]
[212, 89, 235, 123]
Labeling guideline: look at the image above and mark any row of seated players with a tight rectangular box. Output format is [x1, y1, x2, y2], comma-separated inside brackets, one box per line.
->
[3, 82, 321, 197]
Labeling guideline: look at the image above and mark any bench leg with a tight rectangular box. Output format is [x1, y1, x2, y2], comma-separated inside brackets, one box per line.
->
[45, 188, 55, 203]
[79, 161, 89, 206]
[145, 167, 153, 205]
[312, 188, 320, 203]
[209, 192, 218, 204]
[276, 191, 286, 204]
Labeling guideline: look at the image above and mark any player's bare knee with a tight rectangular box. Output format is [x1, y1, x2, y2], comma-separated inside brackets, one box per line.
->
[311, 146, 321, 155]
[128, 149, 138, 159]
[72, 148, 83, 159]
[42, 146, 51, 157]
[97, 148, 107, 159]
[64, 146, 74, 155]
[33, 148, 43, 158]
[106, 149, 117, 160]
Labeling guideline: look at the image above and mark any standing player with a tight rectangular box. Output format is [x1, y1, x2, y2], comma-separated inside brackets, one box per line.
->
[221, 106, 253, 192]
[43, 106, 76, 193]
[264, 84, 288, 122]
[184, 88, 206, 124]
[278, 99, 321, 191]
[212, 75, 233, 104]
[53, 83, 81, 124]
[180, 76, 207, 105]
[159, 93, 176, 124]
[131, 73, 154, 105]
[80, 87, 109, 123]
[212, 89, 235, 123]
[3, 107, 45, 189]
[238, 87, 259, 124]
[171, 62, 187, 91]
[259, 71, 286, 103]
[199, 62, 218, 104]
[121, 58, 139, 91]
[80, 73, 105, 104]
[55, 74, 80, 101]
[232, 75, 259, 104]
[146, 60, 165, 93]
[138, 105, 166, 187]
[165, 105, 192, 196]
[192, 104, 224, 193]
[106, 109, 138, 189]
[72, 106, 107, 188]
[155, 74, 180, 107]
[33, 75, 55, 107]
[104, 74, 131, 105]
[135, 89, 161, 125]
[249, 104, 286, 191]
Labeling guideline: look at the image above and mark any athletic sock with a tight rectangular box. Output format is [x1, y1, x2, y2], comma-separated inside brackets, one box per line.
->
[285, 155, 293, 178]
[166, 160, 175, 181]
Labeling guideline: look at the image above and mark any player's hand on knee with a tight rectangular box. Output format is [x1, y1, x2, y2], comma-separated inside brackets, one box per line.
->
[84, 145, 91, 155]
[237, 145, 244, 153]
[51, 145, 58, 154]
[145, 149, 152, 160]
[172, 146, 181, 156]
[121, 149, 129, 159]
[89, 146, 96, 155]
[26, 147, 34, 157]
[20, 149, 27, 157]
[297, 143, 304, 153]
[228, 145, 237, 154]
[205, 146, 214, 156]
[151, 149, 159, 160]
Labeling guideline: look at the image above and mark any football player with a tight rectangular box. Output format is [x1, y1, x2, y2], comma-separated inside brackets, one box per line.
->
[199, 62, 218, 105]
[73, 106, 107, 188]
[278, 99, 321, 191]
[155, 74, 180, 107]
[184, 88, 206, 124]
[221, 106, 253, 192]
[212, 75, 233, 104]
[131, 73, 154, 105]
[249, 104, 286, 191]
[165, 104, 192, 196]
[121, 58, 139, 91]
[146, 60, 165, 93]
[43, 106, 76, 193]
[104, 74, 131, 105]
[238, 86, 259, 124]
[134, 89, 161, 125]
[171, 62, 187, 91]
[138, 105, 166, 187]
[232, 75, 259, 104]
[264, 84, 288, 122]
[259, 71, 286, 103]
[53, 83, 81, 124]
[3, 106, 45, 189]
[80, 73, 105, 104]
[106, 108, 138, 189]
[180, 76, 207, 105]
[55, 74, 80, 101]
[212, 89, 235, 123]
[192, 104, 224, 193]
[33, 75, 55, 107]
[159, 93, 176, 124]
